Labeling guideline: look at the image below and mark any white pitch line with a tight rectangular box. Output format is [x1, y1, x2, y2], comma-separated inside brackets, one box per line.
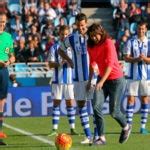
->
[3, 123, 55, 146]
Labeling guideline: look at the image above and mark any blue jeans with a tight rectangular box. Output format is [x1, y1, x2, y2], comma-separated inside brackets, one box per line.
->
[92, 77, 127, 136]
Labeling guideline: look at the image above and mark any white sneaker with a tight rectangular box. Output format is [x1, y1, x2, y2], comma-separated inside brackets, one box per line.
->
[81, 137, 92, 144]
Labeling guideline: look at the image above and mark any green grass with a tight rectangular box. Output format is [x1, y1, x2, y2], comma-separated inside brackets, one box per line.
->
[1, 114, 150, 150]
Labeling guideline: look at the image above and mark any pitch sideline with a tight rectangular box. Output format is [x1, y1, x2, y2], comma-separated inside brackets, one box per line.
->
[4, 123, 55, 146]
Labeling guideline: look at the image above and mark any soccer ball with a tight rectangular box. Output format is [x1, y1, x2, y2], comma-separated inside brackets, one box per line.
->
[55, 133, 72, 150]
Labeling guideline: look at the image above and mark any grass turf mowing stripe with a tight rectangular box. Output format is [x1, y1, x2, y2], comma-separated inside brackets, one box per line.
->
[3, 123, 55, 146]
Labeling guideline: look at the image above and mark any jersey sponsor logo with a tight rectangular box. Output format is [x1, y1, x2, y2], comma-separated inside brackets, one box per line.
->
[5, 47, 10, 54]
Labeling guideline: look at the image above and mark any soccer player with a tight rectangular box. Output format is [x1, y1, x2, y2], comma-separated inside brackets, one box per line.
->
[0, 12, 15, 145]
[48, 25, 78, 136]
[124, 22, 150, 134]
[87, 23, 131, 145]
[58, 13, 92, 144]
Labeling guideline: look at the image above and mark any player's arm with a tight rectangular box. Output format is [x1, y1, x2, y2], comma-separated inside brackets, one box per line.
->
[86, 65, 94, 91]
[5, 53, 15, 67]
[124, 40, 142, 63]
[58, 48, 74, 68]
[9, 53, 15, 64]
[48, 45, 61, 69]
[139, 55, 150, 64]
[124, 54, 142, 63]
[58, 35, 74, 68]
[4, 35, 15, 67]
[49, 61, 60, 69]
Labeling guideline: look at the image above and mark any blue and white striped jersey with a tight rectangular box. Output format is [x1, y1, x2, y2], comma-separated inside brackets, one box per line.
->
[48, 42, 73, 84]
[124, 35, 150, 80]
[60, 31, 89, 82]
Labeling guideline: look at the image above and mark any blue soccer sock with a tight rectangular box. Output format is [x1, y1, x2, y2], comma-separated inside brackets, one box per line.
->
[67, 106, 76, 129]
[52, 106, 60, 130]
[79, 106, 92, 139]
[141, 103, 149, 129]
[126, 103, 134, 125]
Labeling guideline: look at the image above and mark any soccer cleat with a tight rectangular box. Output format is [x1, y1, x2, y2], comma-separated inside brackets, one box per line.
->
[93, 136, 100, 143]
[140, 128, 149, 135]
[81, 137, 93, 144]
[48, 129, 58, 137]
[0, 141, 7, 146]
[93, 138, 106, 145]
[119, 125, 132, 144]
[0, 132, 7, 139]
[70, 129, 79, 135]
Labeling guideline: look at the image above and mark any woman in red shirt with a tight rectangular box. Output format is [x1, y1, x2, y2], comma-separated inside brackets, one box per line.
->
[87, 23, 131, 145]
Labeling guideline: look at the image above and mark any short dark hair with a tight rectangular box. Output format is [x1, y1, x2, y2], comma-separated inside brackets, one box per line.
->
[138, 21, 148, 28]
[75, 13, 87, 23]
[59, 25, 70, 33]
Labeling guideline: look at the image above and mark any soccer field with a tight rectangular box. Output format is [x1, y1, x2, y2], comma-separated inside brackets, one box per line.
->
[1, 114, 150, 150]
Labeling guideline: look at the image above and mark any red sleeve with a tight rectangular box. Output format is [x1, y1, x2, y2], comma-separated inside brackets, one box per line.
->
[105, 39, 117, 68]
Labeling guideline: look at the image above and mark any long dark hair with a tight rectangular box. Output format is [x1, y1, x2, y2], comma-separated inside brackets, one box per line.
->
[87, 23, 109, 48]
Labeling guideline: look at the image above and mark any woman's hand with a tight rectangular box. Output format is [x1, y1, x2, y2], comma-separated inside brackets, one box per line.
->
[96, 80, 104, 90]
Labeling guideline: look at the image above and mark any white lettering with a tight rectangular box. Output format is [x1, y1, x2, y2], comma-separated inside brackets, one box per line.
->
[15, 98, 32, 116]
[41, 92, 53, 115]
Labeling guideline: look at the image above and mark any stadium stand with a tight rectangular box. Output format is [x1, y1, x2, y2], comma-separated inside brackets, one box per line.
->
[0, 0, 148, 86]
[8, 62, 52, 78]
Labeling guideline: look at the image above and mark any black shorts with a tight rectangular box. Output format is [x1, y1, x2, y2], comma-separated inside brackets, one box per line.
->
[0, 67, 9, 99]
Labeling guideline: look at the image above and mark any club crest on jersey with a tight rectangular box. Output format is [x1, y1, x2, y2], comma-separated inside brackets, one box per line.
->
[67, 47, 71, 51]
[5, 47, 10, 54]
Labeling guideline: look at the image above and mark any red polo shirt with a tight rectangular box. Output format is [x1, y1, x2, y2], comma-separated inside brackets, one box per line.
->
[88, 38, 123, 80]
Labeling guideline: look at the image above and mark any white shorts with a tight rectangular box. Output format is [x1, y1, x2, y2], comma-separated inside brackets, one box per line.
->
[126, 80, 150, 96]
[74, 81, 94, 101]
[51, 84, 74, 100]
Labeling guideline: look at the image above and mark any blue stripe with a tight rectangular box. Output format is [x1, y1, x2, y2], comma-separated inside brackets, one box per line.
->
[141, 104, 149, 109]
[53, 120, 59, 124]
[52, 44, 59, 83]
[68, 120, 75, 124]
[52, 114, 60, 117]
[138, 62, 142, 79]
[69, 35, 78, 81]
[127, 105, 134, 109]
[147, 40, 150, 79]
[130, 39, 134, 79]
[67, 107, 74, 111]
[147, 40, 150, 56]
[82, 54, 88, 80]
[67, 114, 75, 117]
[63, 64, 67, 83]
[79, 107, 87, 114]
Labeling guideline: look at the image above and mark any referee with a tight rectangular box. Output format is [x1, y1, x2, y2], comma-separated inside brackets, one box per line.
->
[0, 12, 15, 145]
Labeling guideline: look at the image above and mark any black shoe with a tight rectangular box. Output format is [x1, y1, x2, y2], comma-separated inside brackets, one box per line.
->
[70, 129, 79, 135]
[0, 141, 7, 146]
[119, 125, 131, 144]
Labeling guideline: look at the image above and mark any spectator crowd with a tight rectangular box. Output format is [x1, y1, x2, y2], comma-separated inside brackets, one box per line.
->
[1, 0, 81, 63]
[0, 0, 149, 63]
[112, 0, 150, 60]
